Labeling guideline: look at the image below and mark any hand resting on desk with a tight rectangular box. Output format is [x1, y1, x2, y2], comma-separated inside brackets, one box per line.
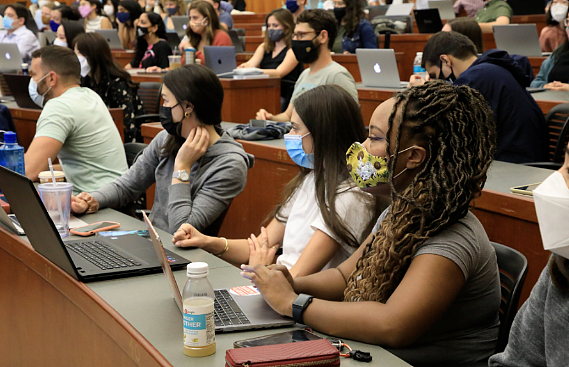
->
[543, 81, 569, 91]
[71, 192, 99, 214]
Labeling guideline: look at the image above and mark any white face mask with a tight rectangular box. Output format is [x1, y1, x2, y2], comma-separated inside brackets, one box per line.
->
[28, 73, 51, 107]
[551, 3, 569, 23]
[533, 170, 569, 259]
[53, 38, 68, 48]
[104, 4, 114, 16]
[77, 55, 91, 77]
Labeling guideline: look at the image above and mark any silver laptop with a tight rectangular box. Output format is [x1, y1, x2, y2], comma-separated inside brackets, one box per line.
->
[95, 29, 124, 50]
[44, 30, 57, 44]
[0, 206, 24, 235]
[385, 3, 415, 16]
[428, 0, 455, 19]
[143, 212, 295, 332]
[171, 16, 190, 39]
[357, 49, 407, 88]
[203, 46, 237, 76]
[493, 24, 542, 57]
[0, 44, 23, 72]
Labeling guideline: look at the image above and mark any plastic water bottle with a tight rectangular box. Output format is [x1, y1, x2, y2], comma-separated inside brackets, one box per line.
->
[413, 52, 428, 80]
[0, 132, 25, 175]
[21, 63, 29, 75]
[317, 0, 324, 8]
[182, 262, 216, 357]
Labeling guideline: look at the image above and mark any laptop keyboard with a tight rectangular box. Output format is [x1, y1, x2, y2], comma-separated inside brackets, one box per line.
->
[65, 240, 142, 270]
[214, 289, 250, 327]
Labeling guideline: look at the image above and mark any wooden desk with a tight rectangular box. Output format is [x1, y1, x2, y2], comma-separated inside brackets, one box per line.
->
[5, 103, 125, 150]
[232, 12, 268, 24]
[130, 73, 281, 124]
[112, 49, 136, 68]
[234, 23, 264, 36]
[244, 35, 264, 52]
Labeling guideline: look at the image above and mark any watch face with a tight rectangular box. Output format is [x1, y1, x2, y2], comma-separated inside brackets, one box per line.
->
[180, 170, 190, 181]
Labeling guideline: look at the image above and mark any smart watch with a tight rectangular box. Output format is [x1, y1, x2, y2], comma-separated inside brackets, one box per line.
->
[292, 293, 314, 324]
[172, 170, 190, 182]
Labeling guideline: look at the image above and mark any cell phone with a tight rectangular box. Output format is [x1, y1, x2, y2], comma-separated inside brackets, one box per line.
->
[69, 221, 121, 236]
[233, 329, 322, 348]
[510, 183, 542, 196]
[249, 119, 271, 128]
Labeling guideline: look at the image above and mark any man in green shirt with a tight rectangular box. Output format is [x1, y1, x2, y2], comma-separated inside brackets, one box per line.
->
[475, 0, 513, 33]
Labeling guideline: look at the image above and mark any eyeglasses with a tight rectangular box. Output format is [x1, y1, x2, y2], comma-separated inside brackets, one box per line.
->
[292, 31, 317, 39]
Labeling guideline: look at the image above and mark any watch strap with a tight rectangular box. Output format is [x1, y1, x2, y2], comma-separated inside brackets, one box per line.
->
[292, 293, 313, 324]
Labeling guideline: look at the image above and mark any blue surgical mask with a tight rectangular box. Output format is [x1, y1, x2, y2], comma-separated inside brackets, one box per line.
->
[3, 16, 14, 30]
[284, 132, 314, 169]
[286, 0, 299, 13]
[49, 19, 59, 32]
[28, 73, 51, 108]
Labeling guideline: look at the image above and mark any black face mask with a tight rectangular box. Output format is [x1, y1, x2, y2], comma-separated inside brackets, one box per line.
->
[334, 7, 346, 23]
[137, 25, 149, 38]
[438, 59, 456, 83]
[291, 35, 321, 64]
[160, 104, 182, 136]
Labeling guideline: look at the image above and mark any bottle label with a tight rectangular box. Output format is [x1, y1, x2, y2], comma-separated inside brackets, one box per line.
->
[183, 298, 215, 347]
[413, 65, 426, 73]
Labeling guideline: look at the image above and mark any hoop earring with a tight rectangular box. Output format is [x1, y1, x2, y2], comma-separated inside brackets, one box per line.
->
[184, 111, 192, 118]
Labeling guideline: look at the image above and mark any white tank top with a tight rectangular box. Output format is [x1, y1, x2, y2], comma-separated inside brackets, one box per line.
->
[85, 16, 103, 33]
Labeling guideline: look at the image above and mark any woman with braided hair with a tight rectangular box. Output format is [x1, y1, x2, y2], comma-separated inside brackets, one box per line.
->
[241, 80, 502, 366]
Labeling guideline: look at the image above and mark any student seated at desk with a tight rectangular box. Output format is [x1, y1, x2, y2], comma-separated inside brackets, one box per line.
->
[489, 143, 569, 367]
[35, 2, 54, 32]
[285, 0, 308, 22]
[177, 1, 231, 65]
[24, 46, 128, 194]
[442, 18, 484, 53]
[173, 85, 382, 277]
[0, 4, 41, 64]
[532, 11, 569, 90]
[75, 32, 145, 142]
[103, 0, 119, 29]
[116, 0, 143, 50]
[161, 0, 184, 33]
[125, 11, 172, 71]
[330, 0, 377, 55]
[53, 20, 85, 49]
[453, 0, 485, 18]
[71, 64, 254, 234]
[80, 0, 113, 32]
[237, 9, 303, 112]
[540, 0, 568, 53]
[50, 5, 81, 33]
[411, 31, 548, 164]
[475, 0, 512, 33]
[242, 81, 501, 366]
[256, 9, 358, 123]
[202, 0, 233, 30]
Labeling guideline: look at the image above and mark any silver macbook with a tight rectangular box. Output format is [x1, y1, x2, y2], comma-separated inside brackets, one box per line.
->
[428, 0, 455, 19]
[95, 29, 124, 50]
[385, 3, 415, 16]
[0, 44, 23, 72]
[171, 16, 190, 39]
[357, 48, 407, 88]
[493, 24, 542, 57]
[44, 30, 57, 44]
[143, 212, 295, 332]
[203, 46, 237, 76]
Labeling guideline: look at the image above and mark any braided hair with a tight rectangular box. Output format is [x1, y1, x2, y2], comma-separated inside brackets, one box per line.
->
[343, 80, 496, 303]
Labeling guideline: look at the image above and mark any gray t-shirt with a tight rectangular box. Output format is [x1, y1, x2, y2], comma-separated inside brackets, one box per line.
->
[289, 61, 358, 106]
[371, 209, 501, 365]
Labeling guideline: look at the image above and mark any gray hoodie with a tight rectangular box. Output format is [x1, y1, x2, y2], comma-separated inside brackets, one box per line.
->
[91, 130, 254, 233]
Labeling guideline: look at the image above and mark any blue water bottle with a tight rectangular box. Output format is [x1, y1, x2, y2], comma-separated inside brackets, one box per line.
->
[0, 132, 25, 175]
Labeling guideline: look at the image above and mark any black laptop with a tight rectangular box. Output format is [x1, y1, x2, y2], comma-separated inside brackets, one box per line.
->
[3, 74, 41, 109]
[0, 166, 190, 282]
[413, 9, 443, 34]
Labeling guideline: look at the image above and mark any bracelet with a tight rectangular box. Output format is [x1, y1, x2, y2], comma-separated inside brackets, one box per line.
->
[214, 237, 229, 257]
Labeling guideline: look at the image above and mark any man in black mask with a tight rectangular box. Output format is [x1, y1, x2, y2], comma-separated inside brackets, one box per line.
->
[256, 9, 358, 122]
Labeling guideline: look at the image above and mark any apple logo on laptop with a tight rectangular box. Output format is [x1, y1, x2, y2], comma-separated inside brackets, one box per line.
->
[5, 53, 10, 60]
[374, 63, 381, 74]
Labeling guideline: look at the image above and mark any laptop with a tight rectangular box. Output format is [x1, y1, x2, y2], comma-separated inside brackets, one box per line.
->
[2, 74, 41, 109]
[357, 49, 407, 88]
[493, 24, 542, 57]
[0, 206, 24, 235]
[413, 9, 443, 34]
[143, 212, 295, 332]
[385, 3, 414, 16]
[44, 30, 57, 44]
[96, 29, 125, 50]
[0, 44, 23, 72]
[203, 46, 237, 76]
[0, 166, 190, 282]
[171, 16, 190, 39]
[228, 29, 244, 54]
[428, 0, 455, 20]
[165, 32, 181, 52]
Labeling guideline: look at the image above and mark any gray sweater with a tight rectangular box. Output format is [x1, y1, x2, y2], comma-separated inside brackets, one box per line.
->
[489, 258, 569, 367]
[92, 130, 254, 233]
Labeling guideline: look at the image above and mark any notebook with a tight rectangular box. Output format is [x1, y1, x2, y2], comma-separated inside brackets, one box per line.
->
[413, 9, 443, 34]
[203, 46, 237, 76]
[171, 16, 190, 39]
[493, 24, 542, 57]
[357, 48, 407, 88]
[95, 29, 125, 50]
[0, 44, 23, 72]
[0, 166, 190, 282]
[385, 3, 414, 16]
[143, 212, 295, 332]
[428, 0, 455, 19]
[2, 73, 41, 109]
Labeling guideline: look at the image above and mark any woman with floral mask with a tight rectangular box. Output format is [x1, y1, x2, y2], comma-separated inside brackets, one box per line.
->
[237, 9, 303, 112]
[173, 85, 382, 278]
[177, 1, 231, 64]
[160, 0, 184, 33]
[125, 11, 172, 71]
[71, 64, 253, 235]
[80, 0, 112, 32]
[489, 143, 569, 366]
[240, 81, 502, 366]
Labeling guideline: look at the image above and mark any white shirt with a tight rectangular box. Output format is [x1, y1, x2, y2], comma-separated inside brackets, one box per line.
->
[276, 172, 375, 270]
[0, 26, 40, 63]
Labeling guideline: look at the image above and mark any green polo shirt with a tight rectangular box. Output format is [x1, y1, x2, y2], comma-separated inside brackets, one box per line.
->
[475, 0, 513, 23]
